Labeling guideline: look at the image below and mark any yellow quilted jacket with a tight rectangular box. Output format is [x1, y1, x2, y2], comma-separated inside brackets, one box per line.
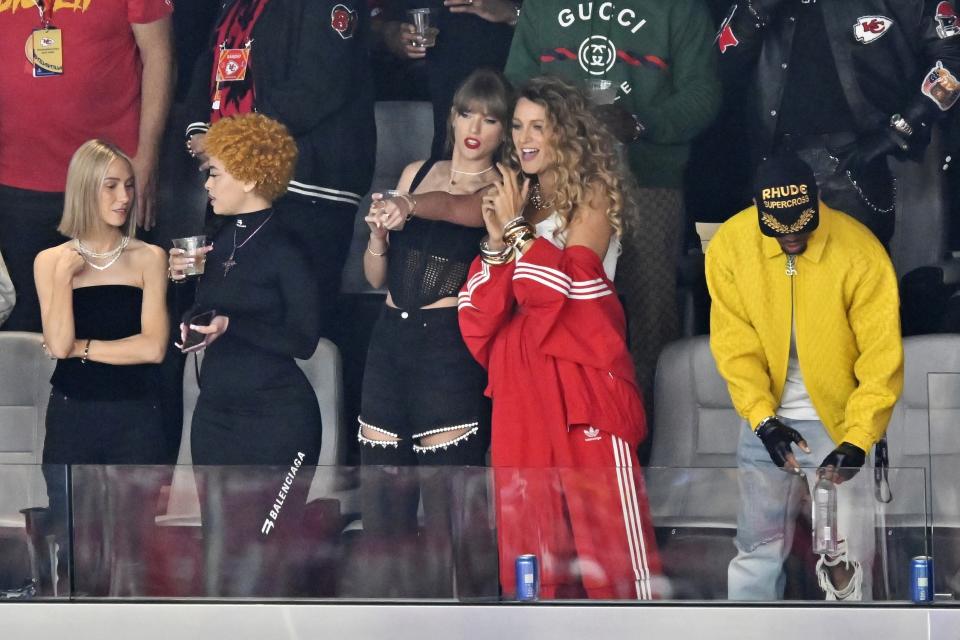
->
[705, 204, 903, 451]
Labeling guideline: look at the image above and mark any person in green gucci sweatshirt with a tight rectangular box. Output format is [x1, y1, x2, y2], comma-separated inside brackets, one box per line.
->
[505, 0, 721, 407]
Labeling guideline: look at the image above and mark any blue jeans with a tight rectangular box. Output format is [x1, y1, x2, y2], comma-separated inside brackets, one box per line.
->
[727, 418, 875, 600]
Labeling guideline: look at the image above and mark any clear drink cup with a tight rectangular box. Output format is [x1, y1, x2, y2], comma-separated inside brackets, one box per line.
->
[172, 235, 207, 277]
[407, 8, 438, 47]
[584, 79, 618, 105]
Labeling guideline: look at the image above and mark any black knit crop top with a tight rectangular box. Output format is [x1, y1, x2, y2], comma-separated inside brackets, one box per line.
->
[386, 159, 484, 310]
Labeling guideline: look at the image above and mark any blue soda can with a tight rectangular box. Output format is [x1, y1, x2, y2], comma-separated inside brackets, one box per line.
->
[911, 556, 933, 602]
[515, 554, 539, 601]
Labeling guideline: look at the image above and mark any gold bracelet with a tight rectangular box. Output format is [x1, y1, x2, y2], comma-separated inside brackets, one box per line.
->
[81, 338, 92, 364]
[480, 237, 514, 265]
[502, 217, 529, 238]
[508, 228, 536, 253]
[366, 239, 388, 257]
[503, 221, 535, 247]
[481, 249, 514, 266]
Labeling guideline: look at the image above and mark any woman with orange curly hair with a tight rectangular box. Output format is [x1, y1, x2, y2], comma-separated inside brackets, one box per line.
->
[170, 113, 321, 475]
[458, 76, 661, 600]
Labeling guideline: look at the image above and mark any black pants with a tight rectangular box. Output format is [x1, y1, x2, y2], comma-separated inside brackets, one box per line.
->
[273, 195, 357, 337]
[42, 391, 166, 595]
[191, 387, 321, 596]
[354, 307, 496, 598]
[0, 186, 65, 332]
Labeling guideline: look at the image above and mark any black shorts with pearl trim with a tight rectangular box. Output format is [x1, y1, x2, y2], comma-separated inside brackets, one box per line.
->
[358, 305, 490, 454]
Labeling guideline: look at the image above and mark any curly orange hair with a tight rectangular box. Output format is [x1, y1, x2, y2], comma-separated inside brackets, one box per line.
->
[204, 114, 298, 202]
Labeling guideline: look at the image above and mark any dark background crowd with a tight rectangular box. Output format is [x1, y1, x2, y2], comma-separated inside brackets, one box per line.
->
[2, 0, 960, 468]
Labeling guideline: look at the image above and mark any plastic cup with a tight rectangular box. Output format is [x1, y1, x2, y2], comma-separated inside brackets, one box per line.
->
[585, 79, 617, 105]
[172, 235, 207, 277]
[407, 9, 438, 47]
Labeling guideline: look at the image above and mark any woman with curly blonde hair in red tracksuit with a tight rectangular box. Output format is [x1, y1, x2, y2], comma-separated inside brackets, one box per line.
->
[458, 76, 662, 600]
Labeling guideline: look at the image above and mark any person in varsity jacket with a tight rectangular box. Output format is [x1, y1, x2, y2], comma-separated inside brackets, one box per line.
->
[504, 0, 721, 406]
[716, 0, 960, 246]
[458, 77, 662, 600]
[184, 0, 375, 334]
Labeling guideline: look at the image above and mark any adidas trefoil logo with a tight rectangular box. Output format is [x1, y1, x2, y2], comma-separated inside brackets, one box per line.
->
[584, 426, 602, 442]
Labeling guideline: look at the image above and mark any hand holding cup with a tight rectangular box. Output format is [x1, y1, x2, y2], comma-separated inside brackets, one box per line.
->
[169, 236, 212, 281]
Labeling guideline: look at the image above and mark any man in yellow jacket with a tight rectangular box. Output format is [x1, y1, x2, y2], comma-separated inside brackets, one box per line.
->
[706, 153, 903, 601]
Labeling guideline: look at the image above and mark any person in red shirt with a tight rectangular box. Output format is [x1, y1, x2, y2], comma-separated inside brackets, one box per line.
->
[457, 76, 661, 600]
[0, 0, 174, 332]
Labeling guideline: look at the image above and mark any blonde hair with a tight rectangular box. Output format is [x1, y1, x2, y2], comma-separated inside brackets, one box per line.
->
[508, 76, 634, 237]
[204, 114, 298, 202]
[58, 140, 137, 239]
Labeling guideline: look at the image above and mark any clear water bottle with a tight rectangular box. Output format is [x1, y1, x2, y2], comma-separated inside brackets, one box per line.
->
[813, 475, 838, 555]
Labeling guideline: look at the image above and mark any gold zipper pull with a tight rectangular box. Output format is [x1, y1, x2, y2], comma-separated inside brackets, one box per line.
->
[785, 254, 797, 276]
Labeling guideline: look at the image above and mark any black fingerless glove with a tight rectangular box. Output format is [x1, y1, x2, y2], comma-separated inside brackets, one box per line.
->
[818, 442, 867, 482]
[755, 417, 806, 469]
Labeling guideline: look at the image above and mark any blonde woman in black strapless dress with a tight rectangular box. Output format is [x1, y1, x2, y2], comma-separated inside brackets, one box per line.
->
[34, 139, 169, 593]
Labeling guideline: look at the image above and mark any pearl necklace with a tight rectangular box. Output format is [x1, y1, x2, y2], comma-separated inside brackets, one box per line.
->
[75, 237, 129, 271]
[449, 165, 494, 186]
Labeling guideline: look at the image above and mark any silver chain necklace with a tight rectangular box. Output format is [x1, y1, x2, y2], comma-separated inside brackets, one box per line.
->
[222, 212, 274, 276]
[75, 236, 129, 271]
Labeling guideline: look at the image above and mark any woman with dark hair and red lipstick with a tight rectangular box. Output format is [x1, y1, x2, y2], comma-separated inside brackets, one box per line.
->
[356, 69, 512, 596]
[458, 75, 662, 600]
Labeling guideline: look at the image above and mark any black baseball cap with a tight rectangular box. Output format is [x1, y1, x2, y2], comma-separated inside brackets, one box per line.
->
[754, 153, 820, 237]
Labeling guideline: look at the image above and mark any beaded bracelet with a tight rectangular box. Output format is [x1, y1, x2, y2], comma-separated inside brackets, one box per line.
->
[81, 339, 92, 364]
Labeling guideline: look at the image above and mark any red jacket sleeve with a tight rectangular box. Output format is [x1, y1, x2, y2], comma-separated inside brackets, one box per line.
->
[513, 239, 634, 377]
[512, 239, 647, 446]
[457, 256, 516, 370]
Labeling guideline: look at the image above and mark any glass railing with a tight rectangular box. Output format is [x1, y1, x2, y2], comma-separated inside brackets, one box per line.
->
[0, 463, 935, 602]
[928, 372, 960, 600]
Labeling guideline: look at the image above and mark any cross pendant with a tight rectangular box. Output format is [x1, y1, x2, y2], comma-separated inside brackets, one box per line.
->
[222, 258, 237, 276]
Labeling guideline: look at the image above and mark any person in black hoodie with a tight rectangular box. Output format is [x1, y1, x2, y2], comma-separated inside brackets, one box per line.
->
[184, 0, 375, 334]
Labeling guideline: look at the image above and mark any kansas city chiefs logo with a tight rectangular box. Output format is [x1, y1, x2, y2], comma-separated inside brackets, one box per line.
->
[936, 1, 960, 38]
[853, 16, 893, 44]
[716, 4, 739, 54]
[331, 4, 358, 39]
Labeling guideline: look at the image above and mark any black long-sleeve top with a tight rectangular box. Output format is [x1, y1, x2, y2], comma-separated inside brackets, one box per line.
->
[193, 209, 321, 400]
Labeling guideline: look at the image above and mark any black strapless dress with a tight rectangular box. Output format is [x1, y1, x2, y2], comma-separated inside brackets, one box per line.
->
[44, 285, 165, 465]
